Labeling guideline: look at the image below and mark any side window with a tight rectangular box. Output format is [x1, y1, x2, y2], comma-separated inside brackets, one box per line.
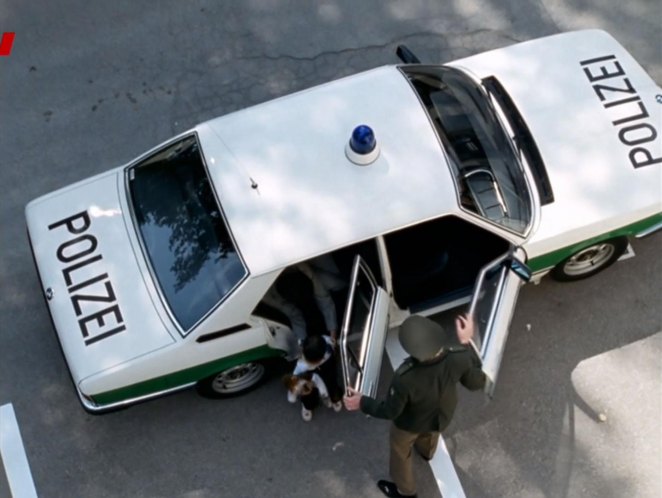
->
[340, 255, 390, 398]
[383, 215, 509, 312]
[127, 135, 247, 333]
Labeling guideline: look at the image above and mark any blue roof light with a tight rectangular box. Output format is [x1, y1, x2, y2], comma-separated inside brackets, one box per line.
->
[345, 124, 380, 165]
[349, 125, 376, 154]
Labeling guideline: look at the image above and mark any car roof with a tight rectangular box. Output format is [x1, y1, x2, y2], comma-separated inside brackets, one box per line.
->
[196, 65, 460, 275]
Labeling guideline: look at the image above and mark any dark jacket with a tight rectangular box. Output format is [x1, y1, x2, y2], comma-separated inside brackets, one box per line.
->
[360, 347, 485, 433]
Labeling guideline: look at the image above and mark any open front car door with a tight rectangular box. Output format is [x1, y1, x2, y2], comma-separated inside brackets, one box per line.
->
[468, 247, 531, 397]
[469, 248, 531, 397]
[339, 255, 390, 398]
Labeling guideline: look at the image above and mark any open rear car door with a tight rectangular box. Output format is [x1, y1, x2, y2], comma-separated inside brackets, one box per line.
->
[467, 247, 531, 397]
[339, 255, 390, 398]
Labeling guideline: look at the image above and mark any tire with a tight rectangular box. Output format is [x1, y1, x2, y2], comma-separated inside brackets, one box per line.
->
[550, 236, 628, 282]
[196, 361, 269, 399]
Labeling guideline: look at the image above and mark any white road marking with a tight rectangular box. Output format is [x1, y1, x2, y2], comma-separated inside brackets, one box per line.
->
[618, 243, 635, 261]
[385, 329, 467, 498]
[0, 403, 38, 498]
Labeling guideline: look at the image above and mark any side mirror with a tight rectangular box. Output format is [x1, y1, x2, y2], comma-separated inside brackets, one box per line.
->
[508, 257, 532, 282]
[396, 45, 421, 64]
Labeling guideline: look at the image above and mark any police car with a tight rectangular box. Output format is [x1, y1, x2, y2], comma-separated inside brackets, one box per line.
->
[26, 30, 661, 412]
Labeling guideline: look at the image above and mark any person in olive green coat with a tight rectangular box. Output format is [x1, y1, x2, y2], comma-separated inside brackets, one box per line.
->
[343, 314, 485, 498]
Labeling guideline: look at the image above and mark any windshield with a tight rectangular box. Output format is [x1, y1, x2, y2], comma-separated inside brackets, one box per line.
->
[401, 66, 532, 235]
[127, 135, 247, 332]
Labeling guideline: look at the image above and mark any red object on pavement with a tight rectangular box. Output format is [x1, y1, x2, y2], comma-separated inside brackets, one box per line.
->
[0, 32, 15, 56]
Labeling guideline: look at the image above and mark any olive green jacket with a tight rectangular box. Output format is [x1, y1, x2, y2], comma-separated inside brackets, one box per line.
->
[360, 348, 486, 433]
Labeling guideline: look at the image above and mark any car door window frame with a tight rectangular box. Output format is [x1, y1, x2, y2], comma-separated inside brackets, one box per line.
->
[467, 248, 530, 396]
[339, 255, 390, 398]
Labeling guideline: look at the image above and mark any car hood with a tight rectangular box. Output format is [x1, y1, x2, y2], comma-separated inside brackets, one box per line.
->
[449, 30, 662, 256]
[26, 170, 176, 389]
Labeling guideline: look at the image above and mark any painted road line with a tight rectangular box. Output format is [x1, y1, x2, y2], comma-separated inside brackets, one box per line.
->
[0, 450, 11, 498]
[0, 403, 38, 498]
[385, 329, 467, 498]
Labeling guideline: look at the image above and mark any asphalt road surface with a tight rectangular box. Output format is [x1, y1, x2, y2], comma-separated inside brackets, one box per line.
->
[1, 1, 660, 497]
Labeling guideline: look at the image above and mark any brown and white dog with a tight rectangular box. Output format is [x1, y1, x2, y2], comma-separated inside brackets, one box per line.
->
[282, 374, 316, 398]
[283, 372, 340, 420]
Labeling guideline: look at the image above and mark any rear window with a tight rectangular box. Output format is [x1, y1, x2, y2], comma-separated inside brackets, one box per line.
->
[127, 135, 247, 332]
[401, 66, 533, 235]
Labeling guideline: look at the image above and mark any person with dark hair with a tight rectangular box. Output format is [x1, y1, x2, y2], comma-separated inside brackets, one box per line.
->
[289, 334, 343, 421]
[343, 314, 486, 498]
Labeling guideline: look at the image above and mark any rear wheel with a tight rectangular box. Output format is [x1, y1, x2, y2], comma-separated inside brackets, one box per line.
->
[196, 361, 268, 398]
[551, 236, 628, 281]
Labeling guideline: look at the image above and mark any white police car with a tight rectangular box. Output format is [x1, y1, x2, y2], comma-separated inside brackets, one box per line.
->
[26, 30, 661, 412]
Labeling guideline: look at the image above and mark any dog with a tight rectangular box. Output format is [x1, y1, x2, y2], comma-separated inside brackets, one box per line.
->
[283, 373, 341, 421]
[282, 373, 316, 398]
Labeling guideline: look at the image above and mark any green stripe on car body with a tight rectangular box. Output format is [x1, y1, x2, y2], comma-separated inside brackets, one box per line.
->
[527, 212, 662, 272]
[90, 345, 283, 406]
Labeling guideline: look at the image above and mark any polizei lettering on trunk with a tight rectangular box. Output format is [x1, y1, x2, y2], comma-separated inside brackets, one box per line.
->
[580, 54, 661, 169]
[48, 211, 126, 346]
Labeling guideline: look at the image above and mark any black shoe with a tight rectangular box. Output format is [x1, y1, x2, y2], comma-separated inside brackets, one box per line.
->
[414, 448, 433, 462]
[377, 480, 417, 498]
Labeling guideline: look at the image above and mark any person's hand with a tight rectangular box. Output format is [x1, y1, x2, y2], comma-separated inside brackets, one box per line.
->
[455, 314, 475, 345]
[343, 387, 362, 411]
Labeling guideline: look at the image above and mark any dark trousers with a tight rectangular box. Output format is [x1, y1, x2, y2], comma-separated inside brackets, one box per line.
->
[389, 424, 440, 495]
[301, 388, 320, 410]
[316, 353, 342, 402]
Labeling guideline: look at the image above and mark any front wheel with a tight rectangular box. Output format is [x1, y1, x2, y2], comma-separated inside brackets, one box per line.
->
[551, 236, 628, 282]
[196, 361, 268, 398]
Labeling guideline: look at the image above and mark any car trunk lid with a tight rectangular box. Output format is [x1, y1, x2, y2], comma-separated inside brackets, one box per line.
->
[25, 170, 176, 389]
